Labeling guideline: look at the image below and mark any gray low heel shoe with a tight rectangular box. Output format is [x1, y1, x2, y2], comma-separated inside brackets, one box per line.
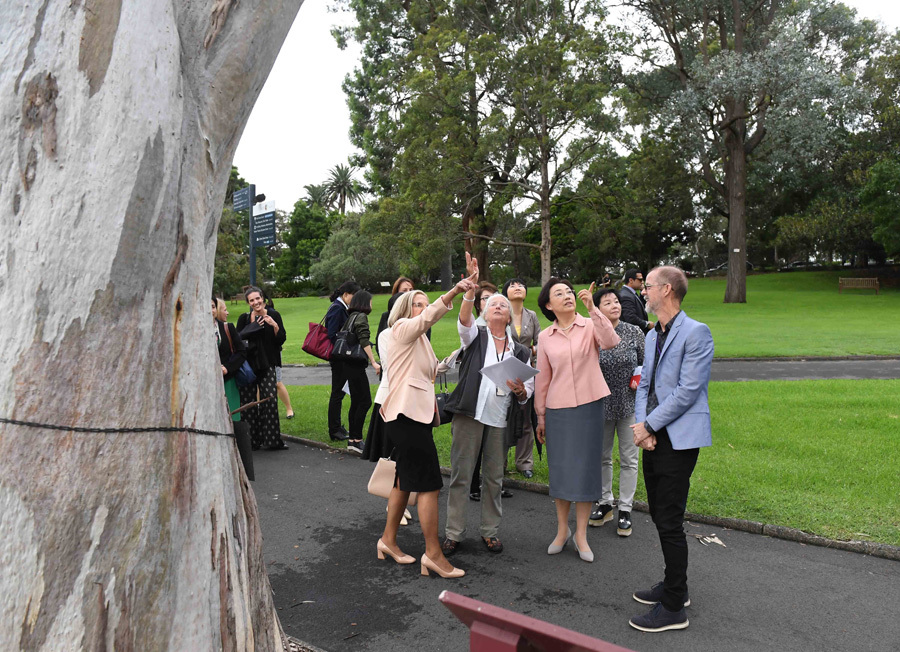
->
[547, 527, 572, 555]
[575, 541, 594, 563]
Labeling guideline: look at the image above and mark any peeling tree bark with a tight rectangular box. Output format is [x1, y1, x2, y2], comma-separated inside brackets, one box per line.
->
[0, 1, 303, 650]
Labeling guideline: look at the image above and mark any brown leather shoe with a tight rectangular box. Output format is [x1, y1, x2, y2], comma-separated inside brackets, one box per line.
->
[441, 538, 460, 556]
[482, 537, 503, 554]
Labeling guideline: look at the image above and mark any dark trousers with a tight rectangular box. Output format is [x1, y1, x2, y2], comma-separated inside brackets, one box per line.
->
[345, 364, 372, 438]
[328, 360, 349, 434]
[642, 428, 699, 612]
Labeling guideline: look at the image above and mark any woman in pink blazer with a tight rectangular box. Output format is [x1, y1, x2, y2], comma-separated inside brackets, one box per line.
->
[377, 273, 477, 579]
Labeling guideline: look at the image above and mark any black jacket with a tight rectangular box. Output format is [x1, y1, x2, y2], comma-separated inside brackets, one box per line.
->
[216, 320, 247, 381]
[619, 286, 651, 334]
[444, 327, 531, 447]
[237, 308, 286, 373]
[325, 299, 349, 343]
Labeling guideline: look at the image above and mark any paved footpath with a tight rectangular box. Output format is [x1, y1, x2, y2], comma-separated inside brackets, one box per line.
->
[282, 357, 900, 386]
[254, 442, 900, 652]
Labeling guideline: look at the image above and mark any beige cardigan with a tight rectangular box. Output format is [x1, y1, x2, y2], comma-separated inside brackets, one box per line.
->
[380, 297, 451, 425]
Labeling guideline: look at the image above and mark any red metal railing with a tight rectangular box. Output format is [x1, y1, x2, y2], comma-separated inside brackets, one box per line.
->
[439, 591, 636, 652]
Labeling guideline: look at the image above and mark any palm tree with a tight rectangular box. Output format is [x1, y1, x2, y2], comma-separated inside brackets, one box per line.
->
[325, 164, 364, 215]
[303, 183, 332, 210]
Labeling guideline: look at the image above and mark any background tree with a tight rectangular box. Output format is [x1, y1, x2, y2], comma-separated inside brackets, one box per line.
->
[310, 213, 400, 289]
[621, 0, 872, 301]
[326, 163, 365, 215]
[337, 0, 619, 285]
[274, 201, 332, 285]
[303, 182, 334, 211]
[0, 2, 302, 648]
[861, 159, 900, 257]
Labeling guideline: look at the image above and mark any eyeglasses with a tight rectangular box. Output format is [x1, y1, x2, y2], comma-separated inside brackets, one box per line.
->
[643, 282, 669, 290]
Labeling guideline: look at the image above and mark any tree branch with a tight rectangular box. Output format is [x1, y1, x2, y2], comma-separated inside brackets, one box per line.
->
[460, 232, 540, 250]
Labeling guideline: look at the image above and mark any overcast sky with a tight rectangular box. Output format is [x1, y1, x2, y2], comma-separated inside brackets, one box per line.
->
[233, 0, 900, 212]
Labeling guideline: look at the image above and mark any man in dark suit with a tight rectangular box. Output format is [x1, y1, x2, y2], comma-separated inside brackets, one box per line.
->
[619, 269, 654, 334]
[629, 266, 714, 633]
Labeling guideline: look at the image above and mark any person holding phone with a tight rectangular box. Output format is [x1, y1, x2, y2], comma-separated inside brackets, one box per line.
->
[588, 288, 645, 537]
[237, 286, 287, 450]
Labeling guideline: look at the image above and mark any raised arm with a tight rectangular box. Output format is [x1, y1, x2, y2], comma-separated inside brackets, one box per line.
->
[392, 272, 479, 344]
[457, 252, 478, 328]
[578, 282, 619, 350]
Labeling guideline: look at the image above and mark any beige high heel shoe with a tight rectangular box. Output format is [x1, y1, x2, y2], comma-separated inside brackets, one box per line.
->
[420, 554, 465, 578]
[377, 539, 415, 564]
[386, 506, 413, 526]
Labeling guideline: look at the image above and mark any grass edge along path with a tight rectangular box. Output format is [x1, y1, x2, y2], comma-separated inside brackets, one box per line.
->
[273, 378, 900, 548]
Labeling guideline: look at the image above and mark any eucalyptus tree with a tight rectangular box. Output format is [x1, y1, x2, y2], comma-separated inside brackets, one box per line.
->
[486, 0, 619, 283]
[621, 0, 873, 301]
[0, 1, 302, 648]
[337, 0, 619, 284]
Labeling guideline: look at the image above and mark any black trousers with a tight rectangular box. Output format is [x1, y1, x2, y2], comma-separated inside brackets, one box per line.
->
[345, 364, 372, 438]
[642, 428, 699, 612]
[328, 360, 349, 434]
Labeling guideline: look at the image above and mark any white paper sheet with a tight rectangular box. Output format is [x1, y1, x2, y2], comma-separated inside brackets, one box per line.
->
[438, 348, 462, 373]
[478, 355, 539, 388]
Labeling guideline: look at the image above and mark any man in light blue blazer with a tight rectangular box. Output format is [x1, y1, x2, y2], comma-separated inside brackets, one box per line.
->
[628, 266, 714, 633]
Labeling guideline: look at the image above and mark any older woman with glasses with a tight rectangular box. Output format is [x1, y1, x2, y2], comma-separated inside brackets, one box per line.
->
[441, 274, 534, 557]
[535, 279, 619, 563]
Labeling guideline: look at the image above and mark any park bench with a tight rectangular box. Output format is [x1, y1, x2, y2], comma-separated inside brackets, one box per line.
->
[839, 277, 879, 294]
[231, 285, 252, 303]
[439, 591, 635, 652]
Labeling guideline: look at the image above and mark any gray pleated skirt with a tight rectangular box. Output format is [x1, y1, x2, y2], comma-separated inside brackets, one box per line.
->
[545, 398, 605, 502]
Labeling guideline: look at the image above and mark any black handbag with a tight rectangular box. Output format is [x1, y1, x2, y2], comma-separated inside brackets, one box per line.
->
[435, 372, 453, 425]
[331, 313, 369, 366]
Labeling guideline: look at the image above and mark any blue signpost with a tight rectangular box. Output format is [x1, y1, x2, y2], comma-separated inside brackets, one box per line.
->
[232, 184, 273, 287]
[252, 211, 277, 247]
[232, 186, 251, 212]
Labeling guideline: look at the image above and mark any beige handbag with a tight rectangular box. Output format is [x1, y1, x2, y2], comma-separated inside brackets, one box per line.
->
[368, 457, 417, 506]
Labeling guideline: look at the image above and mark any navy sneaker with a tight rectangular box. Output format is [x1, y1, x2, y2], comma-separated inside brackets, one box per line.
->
[629, 602, 689, 632]
[633, 581, 690, 607]
[589, 503, 613, 526]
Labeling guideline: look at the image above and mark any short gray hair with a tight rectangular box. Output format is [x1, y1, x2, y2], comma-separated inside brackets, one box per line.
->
[483, 293, 513, 323]
[650, 266, 688, 301]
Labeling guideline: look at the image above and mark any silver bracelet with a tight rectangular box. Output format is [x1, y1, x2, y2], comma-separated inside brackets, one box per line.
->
[462, 296, 475, 302]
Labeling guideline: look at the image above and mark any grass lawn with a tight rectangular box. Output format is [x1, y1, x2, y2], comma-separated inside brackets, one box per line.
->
[233, 271, 900, 364]
[275, 378, 900, 546]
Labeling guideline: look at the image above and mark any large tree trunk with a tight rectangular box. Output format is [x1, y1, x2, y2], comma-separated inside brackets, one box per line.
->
[0, 1, 302, 649]
[540, 201, 552, 286]
[462, 196, 492, 282]
[539, 129, 552, 286]
[724, 109, 748, 304]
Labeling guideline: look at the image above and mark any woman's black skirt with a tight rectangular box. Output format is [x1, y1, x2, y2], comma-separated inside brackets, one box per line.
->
[383, 414, 443, 493]
[363, 403, 393, 462]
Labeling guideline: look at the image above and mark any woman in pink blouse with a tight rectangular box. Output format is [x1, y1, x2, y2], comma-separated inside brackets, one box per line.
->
[535, 279, 620, 562]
